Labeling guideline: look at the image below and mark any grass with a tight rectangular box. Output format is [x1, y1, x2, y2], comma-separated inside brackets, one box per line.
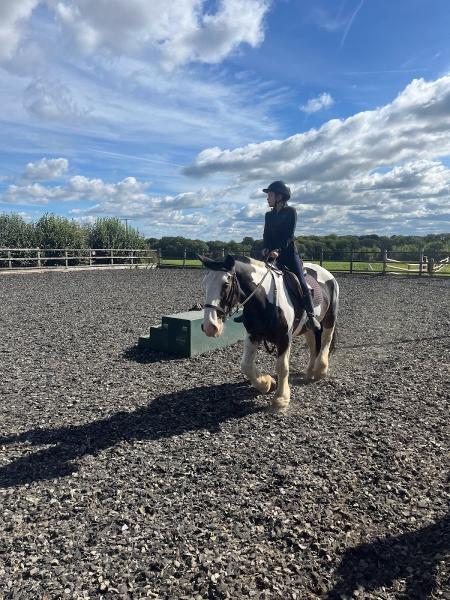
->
[159, 257, 450, 275]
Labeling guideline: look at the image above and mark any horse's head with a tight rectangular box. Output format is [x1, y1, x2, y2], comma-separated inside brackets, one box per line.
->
[199, 254, 239, 338]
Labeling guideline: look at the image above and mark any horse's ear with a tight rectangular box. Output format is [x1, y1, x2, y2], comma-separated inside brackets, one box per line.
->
[224, 254, 235, 271]
[197, 254, 223, 270]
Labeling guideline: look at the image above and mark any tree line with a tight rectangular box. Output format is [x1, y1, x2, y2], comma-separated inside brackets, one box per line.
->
[148, 233, 449, 259]
[1, 213, 448, 257]
[0, 213, 146, 249]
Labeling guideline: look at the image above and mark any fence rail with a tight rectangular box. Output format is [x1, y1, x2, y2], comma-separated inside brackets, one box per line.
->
[0, 248, 158, 270]
[1, 247, 448, 275]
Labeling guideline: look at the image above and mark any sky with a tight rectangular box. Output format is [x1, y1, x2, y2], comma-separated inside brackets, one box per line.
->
[1, 0, 450, 241]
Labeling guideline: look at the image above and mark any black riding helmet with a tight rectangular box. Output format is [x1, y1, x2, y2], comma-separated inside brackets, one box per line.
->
[262, 180, 291, 200]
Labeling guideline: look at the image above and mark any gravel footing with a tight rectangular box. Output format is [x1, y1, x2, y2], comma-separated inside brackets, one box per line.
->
[1, 269, 449, 599]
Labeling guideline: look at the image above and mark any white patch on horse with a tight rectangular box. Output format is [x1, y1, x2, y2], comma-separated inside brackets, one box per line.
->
[272, 268, 295, 329]
[304, 262, 334, 284]
[202, 270, 231, 337]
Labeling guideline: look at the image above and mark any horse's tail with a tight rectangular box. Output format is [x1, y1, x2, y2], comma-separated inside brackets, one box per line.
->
[314, 325, 322, 355]
[330, 324, 338, 353]
[328, 276, 339, 353]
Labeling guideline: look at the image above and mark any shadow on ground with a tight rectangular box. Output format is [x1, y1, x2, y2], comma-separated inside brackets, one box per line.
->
[327, 505, 449, 600]
[123, 345, 185, 363]
[0, 382, 262, 488]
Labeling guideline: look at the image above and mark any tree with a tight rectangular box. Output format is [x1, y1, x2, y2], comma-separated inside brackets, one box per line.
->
[0, 213, 35, 247]
[89, 217, 146, 249]
[34, 214, 88, 248]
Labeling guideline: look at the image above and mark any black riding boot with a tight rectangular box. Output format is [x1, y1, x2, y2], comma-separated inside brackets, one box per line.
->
[301, 284, 321, 332]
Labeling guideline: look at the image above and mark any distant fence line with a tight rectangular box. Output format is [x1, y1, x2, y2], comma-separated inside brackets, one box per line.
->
[0, 247, 448, 275]
[0, 248, 158, 270]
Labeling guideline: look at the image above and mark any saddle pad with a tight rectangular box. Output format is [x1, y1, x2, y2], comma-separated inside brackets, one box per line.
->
[305, 273, 323, 308]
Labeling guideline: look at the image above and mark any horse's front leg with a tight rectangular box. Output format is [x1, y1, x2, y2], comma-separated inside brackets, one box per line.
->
[273, 339, 292, 411]
[241, 334, 276, 394]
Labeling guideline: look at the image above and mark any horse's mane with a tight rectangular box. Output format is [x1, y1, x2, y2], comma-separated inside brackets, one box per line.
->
[234, 255, 265, 268]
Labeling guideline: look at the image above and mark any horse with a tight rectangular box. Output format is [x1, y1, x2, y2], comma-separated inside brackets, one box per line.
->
[199, 254, 339, 411]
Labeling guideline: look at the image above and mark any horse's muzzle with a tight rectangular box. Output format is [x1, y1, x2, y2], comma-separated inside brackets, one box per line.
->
[202, 321, 222, 338]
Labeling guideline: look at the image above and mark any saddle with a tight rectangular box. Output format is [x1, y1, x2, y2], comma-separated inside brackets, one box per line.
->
[279, 266, 322, 321]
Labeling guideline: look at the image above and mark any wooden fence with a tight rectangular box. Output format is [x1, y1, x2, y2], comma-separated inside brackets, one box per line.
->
[0, 248, 158, 271]
[1, 247, 448, 275]
[383, 251, 449, 275]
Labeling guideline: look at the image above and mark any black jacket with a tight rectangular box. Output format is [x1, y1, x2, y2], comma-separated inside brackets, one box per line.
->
[263, 205, 298, 264]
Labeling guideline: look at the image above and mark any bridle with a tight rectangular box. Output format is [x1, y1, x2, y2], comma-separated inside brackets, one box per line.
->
[204, 263, 272, 321]
[203, 268, 241, 320]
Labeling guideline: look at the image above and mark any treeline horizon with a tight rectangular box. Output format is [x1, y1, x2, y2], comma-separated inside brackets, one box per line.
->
[146, 232, 449, 258]
[1, 212, 448, 256]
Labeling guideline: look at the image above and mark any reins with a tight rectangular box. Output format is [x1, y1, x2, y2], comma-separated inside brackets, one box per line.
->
[228, 263, 272, 318]
[203, 261, 273, 320]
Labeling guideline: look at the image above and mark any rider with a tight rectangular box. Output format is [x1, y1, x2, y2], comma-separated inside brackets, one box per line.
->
[261, 180, 321, 332]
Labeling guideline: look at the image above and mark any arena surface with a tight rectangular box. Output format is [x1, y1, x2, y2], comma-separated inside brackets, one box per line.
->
[0, 269, 449, 599]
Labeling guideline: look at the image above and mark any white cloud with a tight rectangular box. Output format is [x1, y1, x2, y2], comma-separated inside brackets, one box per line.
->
[23, 77, 90, 121]
[300, 92, 334, 114]
[0, 0, 39, 63]
[51, 0, 270, 69]
[25, 157, 69, 180]
[1, 172, 217, 212]
[185, 76, 450, 182]
[2, 182, 63, 205]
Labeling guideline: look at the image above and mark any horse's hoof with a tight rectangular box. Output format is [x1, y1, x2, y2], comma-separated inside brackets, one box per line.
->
[257, 375, 276, 394]
[272, 395, 290, 411]
[304, 370, 314, 381]
[314, 368, 328, 380]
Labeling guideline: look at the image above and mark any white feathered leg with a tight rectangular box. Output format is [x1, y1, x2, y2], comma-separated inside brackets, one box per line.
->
[272, 341, 292, 410]
[241, 334, 276, 394]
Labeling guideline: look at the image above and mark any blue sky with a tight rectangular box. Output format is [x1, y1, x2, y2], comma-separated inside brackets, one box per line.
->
[1, 0, 450, 240]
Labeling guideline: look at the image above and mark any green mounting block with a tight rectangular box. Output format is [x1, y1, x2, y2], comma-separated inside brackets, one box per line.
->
[138, 309, 246, 357]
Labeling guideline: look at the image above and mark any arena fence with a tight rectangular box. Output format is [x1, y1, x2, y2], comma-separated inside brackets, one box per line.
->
[0, 248, 158, 271]
[1, 247, 448, 276]
[156, 249, 449, 276]
[384, 251, 449, 275]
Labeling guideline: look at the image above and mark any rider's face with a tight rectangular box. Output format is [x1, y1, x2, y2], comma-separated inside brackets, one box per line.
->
[267, 191, 277, 207]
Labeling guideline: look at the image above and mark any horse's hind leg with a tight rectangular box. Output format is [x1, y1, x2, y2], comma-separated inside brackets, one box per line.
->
[314, 326, 335, 379]
[241, 334, 276, 394]
[304, 330, 317, 380]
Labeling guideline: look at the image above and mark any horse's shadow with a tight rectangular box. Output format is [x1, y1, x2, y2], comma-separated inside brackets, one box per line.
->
[122, 345, 186, 364]
[0, 382, 262, 489]
[327, 506, 449, 599]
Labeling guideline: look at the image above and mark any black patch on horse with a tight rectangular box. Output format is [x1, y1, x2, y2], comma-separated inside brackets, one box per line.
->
[235, 262, 290, 356]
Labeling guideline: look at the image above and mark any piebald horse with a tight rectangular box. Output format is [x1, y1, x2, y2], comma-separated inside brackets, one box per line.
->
[200, 255, 339, 411]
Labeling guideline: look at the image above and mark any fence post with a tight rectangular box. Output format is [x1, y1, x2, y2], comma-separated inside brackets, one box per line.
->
[158, 248, 162, 267]
[89, 249, 93, 266]
[64, 249, 69, 269]
[222, 247, 225, 259]
[183, 248, 186, 269]
[110, 248, 114, 265]
[320, 247, 323, 267]
[350, 248, 354, 274]
[428, 258, 434, 276]
[130, 249, 134, 266]
[37, 248, 41, 269]
[8, 250, 12, 269]
[382, 250, 387, 274]
[419, 249, 424, 276]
